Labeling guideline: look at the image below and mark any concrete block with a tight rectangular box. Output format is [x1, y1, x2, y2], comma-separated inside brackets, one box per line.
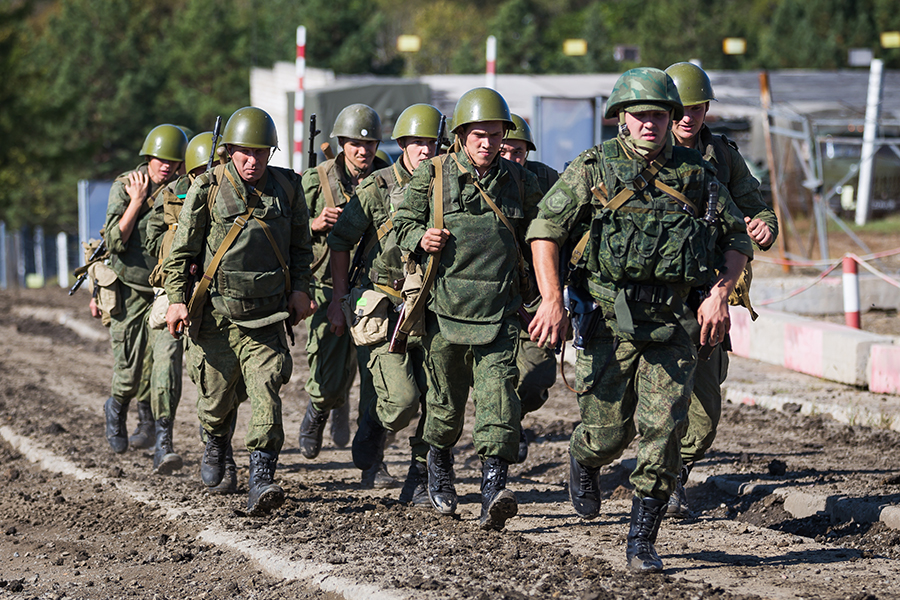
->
[751, 274, 900, 315]
[869, 343, 900, 394]
[783, 490, 828, 519]
[880, 505, 900, 531]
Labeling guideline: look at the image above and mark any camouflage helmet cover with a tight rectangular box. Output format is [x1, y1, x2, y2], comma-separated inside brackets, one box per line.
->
[391, 104, 443, 140]
[605, 67, 684, 121]
[665, 62, 716, 107]
[139, 124, 188, 162]
[504, 114, 535, 151]
[450, 87, 515, 134]
[331, 104, 382, 141]
[221, 107, 278, 149]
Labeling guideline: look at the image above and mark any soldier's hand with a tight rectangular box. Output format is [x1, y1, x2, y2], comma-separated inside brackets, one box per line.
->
[165, 302, 189, 338]
[288, 291, 315, 324]
[420, 228, 450, 253]
[326, 298, 346, 336]
[745, 216, 773, 247]
[696, 292, 730, 348]
[529, 298, 568, 349]
[125, 171, 150, 205]
[311, 207, 342, 233]
[88, 297, 101, 319]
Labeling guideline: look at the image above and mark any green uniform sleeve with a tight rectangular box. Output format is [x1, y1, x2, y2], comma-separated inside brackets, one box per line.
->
[722, 142, 779, 251]
[525, 149, 596, 247]
[327, 176, 379, 253]
[715, 183, 755, 261]
[289, 175, 314, 297]
[393, 161, 432, 256]
[145, 189, 170, 260]
[103, 178, 130, 255]
[163, 176, 211, 304]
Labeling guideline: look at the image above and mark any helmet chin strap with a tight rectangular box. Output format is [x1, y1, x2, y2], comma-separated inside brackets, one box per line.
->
[617, 112, 671, 159]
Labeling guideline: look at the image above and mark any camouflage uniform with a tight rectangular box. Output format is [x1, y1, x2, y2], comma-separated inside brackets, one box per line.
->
[327, 161, 429, 464]
[394, 150, 543, 464]
[526, 138, 754, 499]
[680, 125, 778, 464]
[164, 161, 313, 454]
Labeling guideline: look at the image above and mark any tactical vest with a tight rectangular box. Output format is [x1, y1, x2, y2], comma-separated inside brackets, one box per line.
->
[363, 162, 412, 300]
[148, 175, 192, 287]
[525, 160, 560, 196]
[201, 164, 298, 326]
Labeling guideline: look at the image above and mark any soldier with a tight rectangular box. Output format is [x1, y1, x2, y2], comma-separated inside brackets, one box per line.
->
[164, 107, 315, 515]
[298, 104, 391, 460]
[665, 61, 778, 517]
[103, 124, 187, 455]
[393, 88, 543, 530]
[526, 68, 754, 571]
[326, 103, 442, 499]
[499, 113, 559, 463]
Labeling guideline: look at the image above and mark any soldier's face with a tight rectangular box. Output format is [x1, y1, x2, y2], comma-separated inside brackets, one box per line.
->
[147, 157, 181, 185]
[399, 136, 437, 172]
[672, 103, 709, 145]
[623, 110, 671, 146]
[341, 139, 379, 174]
[499, 139, 529, 165]
[463, 121, 504, 169]
[228, 145, 270, 184]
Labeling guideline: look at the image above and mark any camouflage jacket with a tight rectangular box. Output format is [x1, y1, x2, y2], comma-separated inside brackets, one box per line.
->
[525, 159, 560, 196]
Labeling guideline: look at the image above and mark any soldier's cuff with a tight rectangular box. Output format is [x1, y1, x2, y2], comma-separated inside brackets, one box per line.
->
[168, 290, 186, 304]
[525, 219, 569, 246]
[721, 234, 754, 261]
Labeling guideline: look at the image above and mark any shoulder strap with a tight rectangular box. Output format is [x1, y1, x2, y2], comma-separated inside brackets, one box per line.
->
[205, 163, 228, 215]
[268, 168, 295, 208]
[316, 163, 336, 209]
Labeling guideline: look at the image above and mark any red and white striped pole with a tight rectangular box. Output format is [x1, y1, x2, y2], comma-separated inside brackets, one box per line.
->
[843, 255, 861, 329]
[486, 35, 497, 90]
[293, 26, 306, 173]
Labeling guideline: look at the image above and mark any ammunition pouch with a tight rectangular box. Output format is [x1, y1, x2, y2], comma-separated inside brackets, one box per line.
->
[87, 259, 120, 325]
[341, 288, 390, 346]
[148, 288, 169, 330]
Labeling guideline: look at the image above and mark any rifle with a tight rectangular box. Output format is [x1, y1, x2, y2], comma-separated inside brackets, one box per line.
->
[348, 232, 370, 289]
[388, 303, 407, 354]
[435, 115, 447, 156]
[69, 239, 107, 295]
[308, 114, 321, 169]
[694, 180, 721, 360]
[175, 116, 222, 337]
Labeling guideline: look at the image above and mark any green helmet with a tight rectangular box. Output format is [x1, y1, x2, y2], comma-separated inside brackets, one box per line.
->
[184, 132, 221, 174]
[504, 114, 535, 151]
[176, 125, 195, 140]
[375, 149, 393, 165]
[139, 124, 188, 162]
[391, 104, 442, 140]
[665, 62, 716, 107]
[331, 104, 382, 141]
[605, 67, 683, 121]
[450, 87, 515, 134]
[221, 106, 278, 149]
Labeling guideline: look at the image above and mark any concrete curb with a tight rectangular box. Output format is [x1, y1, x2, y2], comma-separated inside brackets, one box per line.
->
[0, 425, 407, 600]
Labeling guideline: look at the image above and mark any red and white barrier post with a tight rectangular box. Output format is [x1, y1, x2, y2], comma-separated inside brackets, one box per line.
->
[486, 35, 497, 90]
[293, 26, 306, 173]
[842, 255, 861, 329]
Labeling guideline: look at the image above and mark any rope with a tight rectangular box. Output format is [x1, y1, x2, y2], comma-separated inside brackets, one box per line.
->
[755, 246, 900, 268]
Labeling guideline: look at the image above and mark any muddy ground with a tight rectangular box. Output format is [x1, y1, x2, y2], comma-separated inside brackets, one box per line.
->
[1, 285, 899, 600]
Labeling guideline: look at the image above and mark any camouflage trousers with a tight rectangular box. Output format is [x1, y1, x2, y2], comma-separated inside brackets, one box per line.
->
[423, 313, 521, 464]
[149, 326, 183, 421]
[516, 334, 557, 416]
[108, 283, 153, 406]
[680, 343, 729, 464]
[305, 285, 359, 413]
[570, 327, 695, 501]
[367, 327, 429, 463]
[186, 304, 292, 454]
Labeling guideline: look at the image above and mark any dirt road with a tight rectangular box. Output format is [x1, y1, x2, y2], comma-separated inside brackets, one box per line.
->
[1, 287, 898, 600]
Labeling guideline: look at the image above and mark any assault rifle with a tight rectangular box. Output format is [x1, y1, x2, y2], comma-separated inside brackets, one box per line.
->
[694, 180, 721, 360]
[69, 239, 107, 295]
[347, 232, 370, 289]
[435, 115, 447, 155]
[308, 114, 321, 169]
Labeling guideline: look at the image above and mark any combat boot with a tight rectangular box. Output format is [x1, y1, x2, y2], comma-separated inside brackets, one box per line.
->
[200, 434, 229, 487]
[516, 426, 529, 464]
[427, 446, 457, 515]
[626, 496, 667, 573]
[247, 450, 285, 516]
[330, 402, 351, 448]
[104, 396, 129, 454]
[128, 401, 155, 450]
[479, 457, 518, 531]
[152, 418, 183, 475]
[298, 401, 329, 459]
[398, 459, 430, 506]
[360, 461, 398, 489]
[569, 452, 601, 519]
[208, 439, 238, 495]
[351, 408, 387, 471]
[666, 463, 692, 518]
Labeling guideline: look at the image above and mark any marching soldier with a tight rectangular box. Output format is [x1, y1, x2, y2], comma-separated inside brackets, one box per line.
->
[164, 107, 315, 515]
[526, 68, 753, 571]
[103, 124, 187, 455]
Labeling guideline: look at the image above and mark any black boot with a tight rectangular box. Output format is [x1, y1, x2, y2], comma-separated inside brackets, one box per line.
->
[666, 463, 692, 518]
[626, 496, 667, 573]
[427, 446, 457, 515]
[360, 461, 398, 489]
[247, 450, 285, 516]
[330, 402, 351, 448]
[208, 440, 237, 495]
[152, 418, 183, 475]
[128, 401, 155, 450]
[104, 396, 129, 454]
[569, 452, 601, 519]
[298, 401, 329, 459]
[516, 426, 529, 464]
[479, 457, 518, 531]
[200, 434, 229, 487]
[398, 459, 430, 505]
[351, 408, 387, 471]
